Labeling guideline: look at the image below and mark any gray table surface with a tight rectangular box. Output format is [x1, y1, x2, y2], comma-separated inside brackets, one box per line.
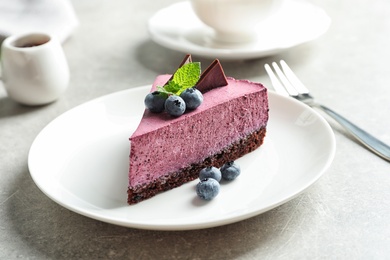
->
[2, 0, 390, 259]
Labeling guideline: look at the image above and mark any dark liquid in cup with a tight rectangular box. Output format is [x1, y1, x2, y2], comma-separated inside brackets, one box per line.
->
[20, 41, 48, 48]
[11, 34, 51, 48]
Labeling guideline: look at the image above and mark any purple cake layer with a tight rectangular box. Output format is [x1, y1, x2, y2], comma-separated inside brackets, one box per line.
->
[128, 127, 266, 204]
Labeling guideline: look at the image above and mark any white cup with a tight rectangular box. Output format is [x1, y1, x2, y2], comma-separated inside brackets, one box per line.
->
[190, 0, 281, 44]
[0, 33, 69, 106]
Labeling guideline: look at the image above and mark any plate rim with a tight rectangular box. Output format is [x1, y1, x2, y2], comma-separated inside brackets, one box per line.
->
[28, 86, 336, 230]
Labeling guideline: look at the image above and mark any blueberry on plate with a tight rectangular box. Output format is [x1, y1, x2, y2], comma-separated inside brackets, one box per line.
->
[144, 91, 167, 113]
[180, 87, 203, 110]
[199, 166, 222, 182]
[221, 161, 241, 181]
[165, 95, 186, 117]
[196, 178, 220, 200]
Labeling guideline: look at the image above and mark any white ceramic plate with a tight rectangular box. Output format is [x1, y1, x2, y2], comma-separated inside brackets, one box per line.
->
[28, 86, 335, 230]
[148, 1, 331, 60]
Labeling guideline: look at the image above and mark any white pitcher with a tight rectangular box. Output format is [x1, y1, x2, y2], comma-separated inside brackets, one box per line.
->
[0, 32, 69, 106]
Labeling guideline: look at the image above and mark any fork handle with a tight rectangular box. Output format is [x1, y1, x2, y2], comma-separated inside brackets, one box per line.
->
[317, 104, 390, 161]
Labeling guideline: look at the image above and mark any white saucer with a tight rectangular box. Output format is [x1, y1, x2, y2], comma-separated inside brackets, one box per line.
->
[148, 0, 331, 60]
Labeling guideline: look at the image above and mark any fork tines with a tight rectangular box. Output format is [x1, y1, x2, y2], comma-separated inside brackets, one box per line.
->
[264, 60, 309, 97]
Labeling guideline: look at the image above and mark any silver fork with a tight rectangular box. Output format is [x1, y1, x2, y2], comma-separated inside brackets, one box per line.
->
[265, 60, 390, 162]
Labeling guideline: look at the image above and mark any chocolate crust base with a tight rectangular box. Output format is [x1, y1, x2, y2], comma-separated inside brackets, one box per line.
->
[127, 127, 267, 205]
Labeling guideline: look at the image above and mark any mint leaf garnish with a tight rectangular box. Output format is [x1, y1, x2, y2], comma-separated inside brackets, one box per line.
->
[157, 62, 201, 96]
[158, 81, 181, 95]
[172, 62, 201, 93]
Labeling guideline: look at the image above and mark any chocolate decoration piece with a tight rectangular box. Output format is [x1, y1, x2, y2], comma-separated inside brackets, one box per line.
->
[196, 59, 228, 93]
[167, 54, 193, 83]
[178, 54, 192, 67]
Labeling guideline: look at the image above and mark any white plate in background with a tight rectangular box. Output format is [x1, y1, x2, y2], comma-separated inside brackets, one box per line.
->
[148, 1, 331, 60]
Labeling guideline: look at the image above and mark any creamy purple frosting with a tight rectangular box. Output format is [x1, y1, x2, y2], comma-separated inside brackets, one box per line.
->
[129, 75, 268, 189]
